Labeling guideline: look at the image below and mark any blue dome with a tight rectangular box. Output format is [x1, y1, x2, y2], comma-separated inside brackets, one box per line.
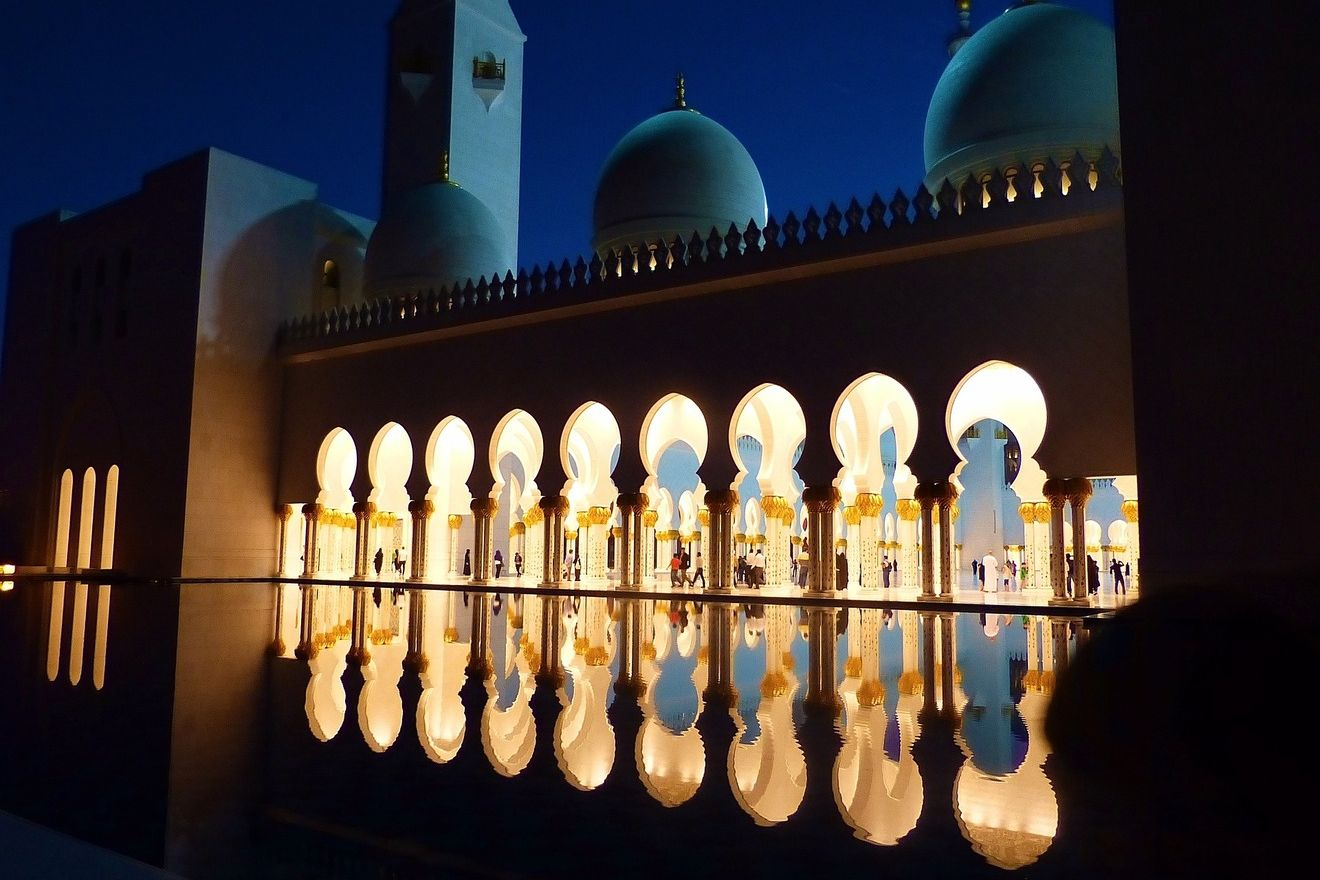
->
[365, 182, 509, 295]
[593, 108, 767, 255]
[923, 3, 1120, 189]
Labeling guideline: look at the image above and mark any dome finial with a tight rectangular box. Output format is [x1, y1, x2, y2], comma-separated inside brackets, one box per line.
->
[674, 72, 687, 110]
[439, 150, 450, 183]
[948, 0, 974, 58]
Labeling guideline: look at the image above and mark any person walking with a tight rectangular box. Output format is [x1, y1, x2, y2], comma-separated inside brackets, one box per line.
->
[514, 551, 523, 577]
[835, 546, 849, 591]
[463, 549, 471, 577]
[1087, 554, 1101, 596]
[396, 544, 408, 579]
[1065, 554, 1075, 597]
[373, 547, 384, 578]
[797, 547, 810, 587]
[692, 551, 706, 588]
[753, 547, 766, 587]
[494, 549, 503, 578]
[680, 548, 692, 586]
[882, 554, 892, 589]
[669, 552, 682, 587]
[1112, 557, 1127, 594]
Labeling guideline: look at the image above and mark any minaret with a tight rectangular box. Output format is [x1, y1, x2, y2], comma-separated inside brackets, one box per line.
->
[947, 0, 974, 57]
[381, 0, 525, 268]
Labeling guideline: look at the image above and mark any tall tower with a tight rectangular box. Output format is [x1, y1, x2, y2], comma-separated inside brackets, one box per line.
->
[382, 0, 525, 269]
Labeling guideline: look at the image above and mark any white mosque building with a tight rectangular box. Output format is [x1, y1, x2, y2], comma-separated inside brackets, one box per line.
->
[0, 0, 1135, 607]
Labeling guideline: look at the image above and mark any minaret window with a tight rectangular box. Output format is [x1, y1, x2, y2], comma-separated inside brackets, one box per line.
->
[322, 259, 340, 290]
[472, 52, 505, 82]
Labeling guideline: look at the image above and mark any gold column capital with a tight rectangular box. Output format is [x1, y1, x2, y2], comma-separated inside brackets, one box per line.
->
[855, 492, 884, 517]
[447, 513, 464, 530]
[589, 505, 611, 526]
[576, 510, 592, 529]
[409, 499, 436, 519]
[470, 497, 499, 518]
[896, 498, 921, 521]
[843, 505, 861, 526]
[697, 508, 710, 527]
[802, 485, 840, 512]
[1019, 502, 1037, 523]
[616, 492, 649, 512]
[642, 509, 660, 528]
[1121, 499, 1139, 523]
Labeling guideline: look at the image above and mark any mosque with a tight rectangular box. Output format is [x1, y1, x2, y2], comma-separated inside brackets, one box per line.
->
[0, 0, 1133, 607]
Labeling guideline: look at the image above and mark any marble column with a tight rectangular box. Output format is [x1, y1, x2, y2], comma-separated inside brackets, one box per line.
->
[897, 499, 919, 590]
[301, 503, 321, 578]
[843, 504, 861, 589]
[539, 495, 570, 586]
[1122, 499, 1141, 594]
[276, 504, 295, 577]
[1067, 478, 1093, 605]
[803, 486, 840, 593]
[856, 493, 883, 591]
[1033, 501, 1051, 592]
[1043, 480, 1069, 604]
[1019, 502, 1038, 589]
[616, 493, 648, 589]
[938, 488, 957, 599]
[642, 509, 659, 585]
[704, 490, 738, 591]
[470, 498, 498, 583]
[915, 487, 937, 600]
[408, 499, 434, 582]
[447, 514, 462, 576]
[352, 501, 376, 580]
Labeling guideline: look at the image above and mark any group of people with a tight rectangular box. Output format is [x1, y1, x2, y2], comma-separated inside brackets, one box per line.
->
[971, 556, 1020, 592]
[460, 548, 524, 578]
[736, 549, 766, 586]
[371, 545, 409, 579]
[1063, 552, 1130, 597]
[669, 549, 705, 587]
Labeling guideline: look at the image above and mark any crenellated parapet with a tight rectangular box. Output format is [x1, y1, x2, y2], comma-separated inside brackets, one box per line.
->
[279, 148, 1121, 354]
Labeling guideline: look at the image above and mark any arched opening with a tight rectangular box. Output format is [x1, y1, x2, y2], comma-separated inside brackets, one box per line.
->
[315, 428, 358, 577]
[832, 374, 919, 590]
[641, 394, 709, 586]
[731, 385, 806, 588]
[560, 403, 621, 581]
[946, 362, 1048, 592]
[490, 410, 544, 580]
[426, 417, 476, 578]
[368, 422, 413, 580]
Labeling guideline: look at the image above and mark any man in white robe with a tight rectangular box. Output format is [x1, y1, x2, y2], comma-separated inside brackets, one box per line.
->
[981, 554, 1000, 593]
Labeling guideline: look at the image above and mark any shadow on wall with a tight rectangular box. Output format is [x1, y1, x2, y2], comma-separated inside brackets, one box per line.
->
[1044, 581, 1318, 878]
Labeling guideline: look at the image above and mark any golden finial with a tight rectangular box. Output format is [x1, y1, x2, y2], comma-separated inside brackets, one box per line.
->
[439, 150, 450, 183]
[675, 73, 687, 110]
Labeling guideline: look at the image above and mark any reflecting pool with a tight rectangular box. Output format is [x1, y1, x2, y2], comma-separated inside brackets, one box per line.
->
[7, 578, 1294, 879]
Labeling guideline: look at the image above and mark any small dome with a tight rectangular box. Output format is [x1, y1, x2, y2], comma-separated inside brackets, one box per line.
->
[365, 182, 508, 296]
[593, 106, 767, 256]
[923, 2, 1120, 189]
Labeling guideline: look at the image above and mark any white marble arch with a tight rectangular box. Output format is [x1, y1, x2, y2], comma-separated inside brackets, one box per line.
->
[946, 361, 1049, 502]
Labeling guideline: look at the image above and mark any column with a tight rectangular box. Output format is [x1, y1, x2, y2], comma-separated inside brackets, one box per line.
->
[447, 514, 463, 576]
[856, 493, 883, 591]
[1043, 479, 1069, 604]
[523, 506, 543, 583]
[608, 526, 622, 579]
[697, 507, 711, 584]
[843, 504, 860, 589]
[539, 495, 569, 586]
[352, 501, 375, 580]
[590, 506, 611, 577]
[938, 486, 957, 599]
[803, 486, 840, 593]
[347, 583, 372, 667]
[704, 489, 738, 591]
[1067, 478, 1093, 604]
[408, 499, 434, 582]
[642, 509, 659, 584]
[1019, 502, 1037, 589]
[295, 585, 316, 660]
[300, 503, 321, 578]
[470, 497, 498, 583]
[1122, 499, 1141, 594]
[276, 504, 295, 576]
[915, 486, 936, 600]
[1033, 501, 1051, 592]
[616, 493, 647, 589]
[761, 496, 787, 586]
[897, 499, 919, 589]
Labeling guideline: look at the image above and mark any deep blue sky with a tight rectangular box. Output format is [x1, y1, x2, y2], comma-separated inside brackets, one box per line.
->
[0, 0, 1113, 349]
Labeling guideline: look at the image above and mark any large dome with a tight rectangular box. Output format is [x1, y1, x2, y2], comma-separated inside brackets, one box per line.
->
[593, 107, 767, 256]
[923, 2, 1120, 190]
[365, 181, 509, 296]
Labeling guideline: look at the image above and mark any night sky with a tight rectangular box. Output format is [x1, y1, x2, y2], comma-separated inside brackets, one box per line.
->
[0, 0, 1113, 351]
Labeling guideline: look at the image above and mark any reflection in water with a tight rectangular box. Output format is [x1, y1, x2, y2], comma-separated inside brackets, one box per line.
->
[836, 609, 923, 845]
[283, 587, 1077, 870]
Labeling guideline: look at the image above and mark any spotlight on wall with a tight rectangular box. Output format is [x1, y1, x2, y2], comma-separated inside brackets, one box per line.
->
[1, 562, 14, 591]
